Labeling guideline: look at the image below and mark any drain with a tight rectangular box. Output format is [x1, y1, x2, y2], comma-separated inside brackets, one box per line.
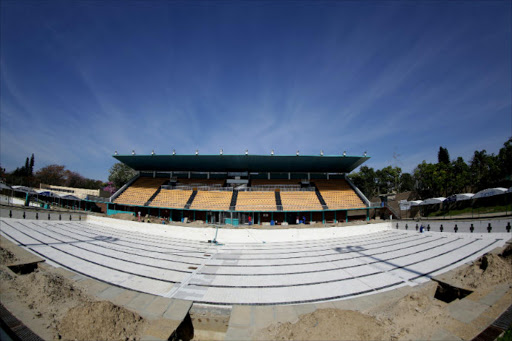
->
[170, 312, 194, 341]
[433, 280, 473, 303]
[7, 262, 39, 275]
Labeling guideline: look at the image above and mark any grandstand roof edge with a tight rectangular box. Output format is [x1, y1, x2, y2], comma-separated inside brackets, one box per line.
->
[113, 154, 370, 173]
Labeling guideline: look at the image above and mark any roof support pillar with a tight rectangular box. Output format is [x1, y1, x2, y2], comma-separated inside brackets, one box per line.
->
[268, 173, 270, 180]
[288, 172, 291, 180]
[153, 171, 156, 178]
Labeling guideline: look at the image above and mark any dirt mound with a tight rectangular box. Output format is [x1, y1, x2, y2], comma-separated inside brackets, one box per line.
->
[0, 246, 18, 264]
[20, 270, 87, 306]
[501, 243, 512, 258]
[369, 289, 449, 340]
[454, 251, 512, 290]
[256, 308, 390, 341]
[58, 301, 146, 341]
[111, 213, 136, 221]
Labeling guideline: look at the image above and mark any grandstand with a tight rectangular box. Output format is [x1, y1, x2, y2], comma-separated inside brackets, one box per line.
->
[110, 153, 372, 224]
[315, 179, 366, 209]
[236, 191, 277, 211]
[114, 177, 167, 206]
[150, 188, 192, 209]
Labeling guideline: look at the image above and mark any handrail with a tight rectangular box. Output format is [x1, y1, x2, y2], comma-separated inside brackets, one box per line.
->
[344, 175, 370, 206]
[109, 174, 140, 202]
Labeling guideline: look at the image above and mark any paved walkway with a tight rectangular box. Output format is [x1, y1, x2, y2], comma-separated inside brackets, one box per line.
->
[1, 218, 509, 305]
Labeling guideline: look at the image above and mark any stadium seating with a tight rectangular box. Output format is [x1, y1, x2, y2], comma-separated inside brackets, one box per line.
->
[190, 190, 232, 211]
[236, 191, 277, 211]
[315, 179, 365, 209]
[150, 189, 193, 209]
[280, 191, 323, 211]
[115, 177, 366, 212]
[114, 177, 167, 206]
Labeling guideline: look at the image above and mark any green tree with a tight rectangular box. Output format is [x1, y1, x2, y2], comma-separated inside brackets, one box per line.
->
[108, 162, 137, 189]
[349, 166, 377, 199]
[29, 154, 35, 176]
[64, 170, 86, 188]
[414, 161, 438, 198]
[376, 166, 401, 194]
[470, 150, 500, 191]
[451, 157, 471, 194]
[399, 172, 414, 192]
[438, 147, 450, 164]
[498, 137, 512, 187]
[36, 165, 66, 186]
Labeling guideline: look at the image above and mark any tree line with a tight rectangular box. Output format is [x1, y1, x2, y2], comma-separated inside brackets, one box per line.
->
[2, 138, 511, 199]
[349, 138, 512, 200]
[1, 155, 104, 190]
[0, 155, 137, 195]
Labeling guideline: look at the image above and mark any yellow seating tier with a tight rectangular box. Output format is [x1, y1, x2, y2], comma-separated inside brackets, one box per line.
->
[190, 190, 232, 210]
[315, 179, 365, 209]
[280, 191, 323, 211]
[236, 191, 277, 211]
[115, 177, 167, 206]
[151, 189, 192, 209]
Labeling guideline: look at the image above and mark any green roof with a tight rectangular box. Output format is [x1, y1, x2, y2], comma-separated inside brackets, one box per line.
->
[113, 154, 369, 173]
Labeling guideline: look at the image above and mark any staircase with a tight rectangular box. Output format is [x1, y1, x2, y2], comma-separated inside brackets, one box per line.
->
[275, 191, 283, 211]
[384, 203, 401, 219]
[145, 187, 162, 206]
[229, 190, 238, 210]
[184, 190, 197, 209]
[314, 187, 329, 210]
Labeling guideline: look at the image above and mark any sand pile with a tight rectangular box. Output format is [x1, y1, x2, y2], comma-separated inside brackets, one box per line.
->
[0, 263, 147, 340]
[9, 269, 90, 335]
[454, 244, 512, 290]
[0, 246, 18, 264]
[369, 288, 448, 340]
[58, 301, 146, 341]
[256, 308, 388, 341]
[111, 213, 136, 221]
[257, 283, 450, 341]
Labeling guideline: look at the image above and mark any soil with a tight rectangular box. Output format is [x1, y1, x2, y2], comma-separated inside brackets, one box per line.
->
[256, 309, 389, 341]
[0, 246, 17, 264]
[256, 247, 512, 341]
[110, 212, 137, 221]
[1, 235, 511, 341]
[0, 244, 147, 340]
[452, 243, 512, 290]
[59, 301, 145, 341]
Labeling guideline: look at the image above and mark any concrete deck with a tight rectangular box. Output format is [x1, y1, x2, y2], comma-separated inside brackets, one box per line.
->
[1, 217, 509, 305]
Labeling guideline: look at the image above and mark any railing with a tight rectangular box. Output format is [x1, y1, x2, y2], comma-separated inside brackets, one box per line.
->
[233, 204, 325, 211]
[171, 185, 233, 191]
[241, 186, 314, 192]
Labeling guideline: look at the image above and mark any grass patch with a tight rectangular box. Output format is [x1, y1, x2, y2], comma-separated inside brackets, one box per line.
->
[497, 328, 512, 341]
[426, 204, 512, 217]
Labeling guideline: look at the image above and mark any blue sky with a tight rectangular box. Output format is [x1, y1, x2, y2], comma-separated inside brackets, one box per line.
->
[1, 0, 511, 182]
